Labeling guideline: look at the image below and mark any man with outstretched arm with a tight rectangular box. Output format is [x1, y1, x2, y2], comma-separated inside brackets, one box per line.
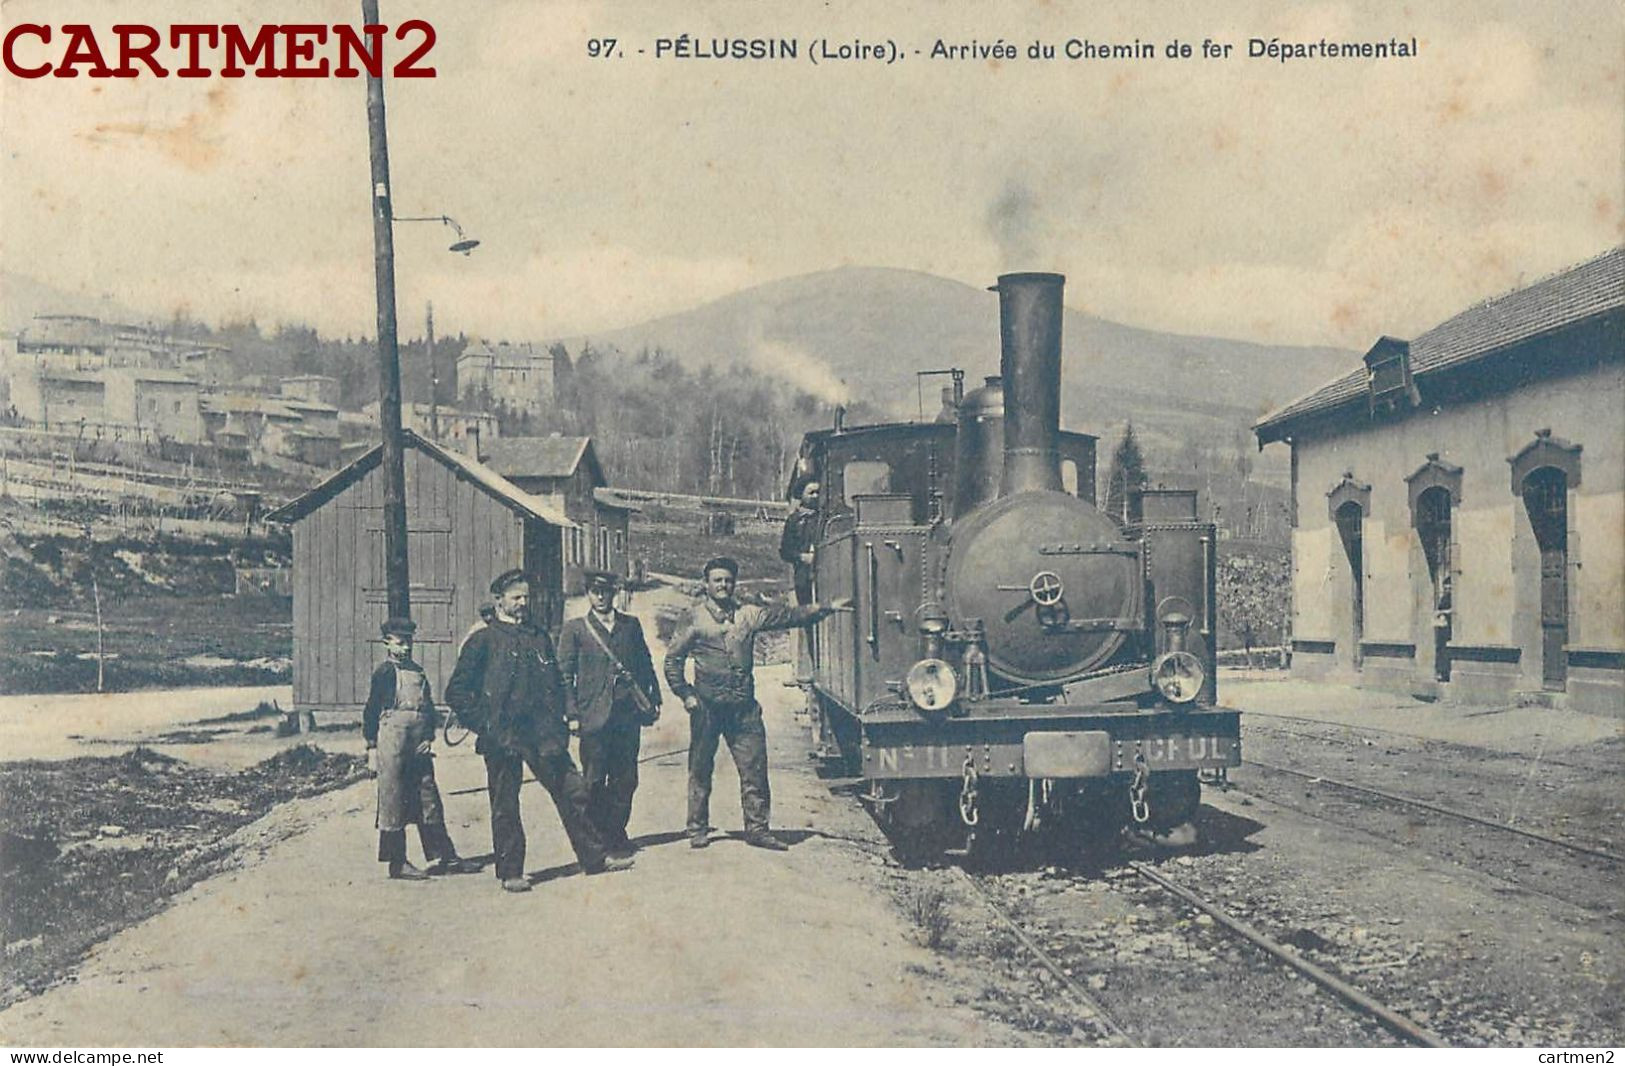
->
[662, 555, 852, 851]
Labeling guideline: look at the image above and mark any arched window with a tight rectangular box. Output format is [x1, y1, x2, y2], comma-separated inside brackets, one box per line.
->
[1335, 499, 1366, 665]
[1416, 486, 1454, 681]
[1522, 466, 1569, 690]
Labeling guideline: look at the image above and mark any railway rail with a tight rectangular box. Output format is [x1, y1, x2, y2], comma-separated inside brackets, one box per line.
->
[1243, 758, 1623, 865]
[1125, 861, 1447, 1047]
[957, 857, 1446, 1047]
[1241, 713, 1613, 775]
[953, 867, 1135, 1045]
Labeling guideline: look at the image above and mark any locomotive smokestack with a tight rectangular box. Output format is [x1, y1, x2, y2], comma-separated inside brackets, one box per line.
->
[992, 272, 1065, 496]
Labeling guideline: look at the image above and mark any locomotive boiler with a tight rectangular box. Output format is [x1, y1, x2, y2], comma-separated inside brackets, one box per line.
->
[792, 272, 1241, 857]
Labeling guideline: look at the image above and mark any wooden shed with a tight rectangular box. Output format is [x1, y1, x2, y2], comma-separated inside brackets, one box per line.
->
[267, 429, 575, 717]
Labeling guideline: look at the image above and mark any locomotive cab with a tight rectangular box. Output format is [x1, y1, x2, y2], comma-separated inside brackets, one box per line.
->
[794, 272, 1241, 858]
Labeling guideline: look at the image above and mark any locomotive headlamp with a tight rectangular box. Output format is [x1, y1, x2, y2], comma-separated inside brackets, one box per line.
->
[905, 658, 959, 713]
[1151, 650, 1205, 704]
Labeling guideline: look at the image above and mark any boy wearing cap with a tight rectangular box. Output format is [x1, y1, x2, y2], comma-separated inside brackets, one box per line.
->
[558, 570, 662, 857]
[363, 617, 478, 880]
[662, 556, 851, 851]
[444, 569, 630, 892]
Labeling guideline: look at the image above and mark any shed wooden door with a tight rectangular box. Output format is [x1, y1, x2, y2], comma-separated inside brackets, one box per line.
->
[363, 515, 457, 691]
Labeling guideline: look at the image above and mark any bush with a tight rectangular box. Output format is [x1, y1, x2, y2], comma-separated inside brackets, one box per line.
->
[905, 883, 951, 949]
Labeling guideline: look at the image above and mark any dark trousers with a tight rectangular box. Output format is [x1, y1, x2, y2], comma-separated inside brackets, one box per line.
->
[579, 715, 641, 845]
[483, 746, 607, 880]
[377, 823, 457, 865]
[687, 699, 770, 834]
[793, 572, 814, 680]
[375, 747, 458, 866]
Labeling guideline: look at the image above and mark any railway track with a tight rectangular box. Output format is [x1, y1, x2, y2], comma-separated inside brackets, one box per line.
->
[1241, 713, 1614, 775]
[1243, 758, 1623, 865]
[953, 867, 1136, 1045]
[958, 857, 1446, 1047]
[1125, 861, 1446, 1047]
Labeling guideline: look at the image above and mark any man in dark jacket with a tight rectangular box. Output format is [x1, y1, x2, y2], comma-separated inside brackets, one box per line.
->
[778, 481, 821, 606]
[362, 616, 479, 880]
[558, 570, 661, 857]
[663, 556, 850, 851]
[444, 570, 631, 892]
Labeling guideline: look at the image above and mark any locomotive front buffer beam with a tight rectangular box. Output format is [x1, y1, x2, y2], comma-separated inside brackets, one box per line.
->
[857, 708, 1242, 780]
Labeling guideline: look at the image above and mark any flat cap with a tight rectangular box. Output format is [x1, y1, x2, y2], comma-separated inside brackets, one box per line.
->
[702, 556, 739, 578]
[490, 568, 530, 595]
[583, 569, 620, 592]
[380, 616, 417, 637]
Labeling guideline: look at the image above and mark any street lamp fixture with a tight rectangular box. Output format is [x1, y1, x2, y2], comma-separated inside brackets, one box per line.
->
[393, 213, 481, 255]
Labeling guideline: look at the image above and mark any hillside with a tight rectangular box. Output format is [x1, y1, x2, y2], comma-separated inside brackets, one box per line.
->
[1, 272, 151, 331]
[554, 266, 1355, 480]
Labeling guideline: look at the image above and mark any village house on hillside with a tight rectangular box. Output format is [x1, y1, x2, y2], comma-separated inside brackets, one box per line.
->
[1255, 248, 1623, 716]
[197, 379, 342, 469]
[455, 339, 560, 418]
[355, 400, 499, 457]
[2, 314, 225, 443]
[481, 435, 632, 589]
[279, 373, 341, 407]
[266, 430, 575, 719]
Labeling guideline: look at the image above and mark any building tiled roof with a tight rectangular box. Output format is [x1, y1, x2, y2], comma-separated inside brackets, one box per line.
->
[119, 368, 199, 384]
[265, 430, 576, 528]
[1255, 247, 1625, 441]
[458, 339, 552, 366]
[482, 436, 595, 481]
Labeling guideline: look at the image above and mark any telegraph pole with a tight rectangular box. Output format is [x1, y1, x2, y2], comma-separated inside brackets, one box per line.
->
[363, 0, 410, 620]
[426, 301, 439, 443]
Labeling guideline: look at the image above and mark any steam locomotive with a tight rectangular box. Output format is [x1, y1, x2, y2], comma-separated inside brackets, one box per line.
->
[789, 272, 1241, 857]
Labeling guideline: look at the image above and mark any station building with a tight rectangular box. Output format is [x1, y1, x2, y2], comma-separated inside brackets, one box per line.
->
[1255, 248, 1623, 716]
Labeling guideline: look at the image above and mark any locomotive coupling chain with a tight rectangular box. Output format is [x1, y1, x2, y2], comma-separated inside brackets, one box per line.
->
[1129, 753, 1151, 825]
[959, 755, 981, 827]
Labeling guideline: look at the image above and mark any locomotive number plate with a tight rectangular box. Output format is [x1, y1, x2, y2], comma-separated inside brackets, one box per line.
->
[1024, 731, 1113, 778]
[1112, 734, 1240, 772]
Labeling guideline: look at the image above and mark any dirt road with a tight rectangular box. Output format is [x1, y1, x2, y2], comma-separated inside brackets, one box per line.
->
[0, 685, 292, 762]
[0, 663, 1014, 1046]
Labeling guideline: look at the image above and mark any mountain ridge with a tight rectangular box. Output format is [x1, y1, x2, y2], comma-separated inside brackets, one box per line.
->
[547, 266, 1356, 435]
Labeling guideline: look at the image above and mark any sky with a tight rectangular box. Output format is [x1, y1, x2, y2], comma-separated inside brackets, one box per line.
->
[1, 0, 1620, 348]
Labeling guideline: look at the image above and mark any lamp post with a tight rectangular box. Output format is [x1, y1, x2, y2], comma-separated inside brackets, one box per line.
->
[363, 0, 410, 621]
[362, 0, 479, 620]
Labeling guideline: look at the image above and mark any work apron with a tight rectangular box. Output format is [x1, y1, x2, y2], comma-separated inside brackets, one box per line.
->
[375, 665, 437, 832]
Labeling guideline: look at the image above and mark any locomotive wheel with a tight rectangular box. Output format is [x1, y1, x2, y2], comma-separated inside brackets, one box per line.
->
[866, 780, 966, 862]
[1056, 780, 1130, 864]
[960, 780, 1025, 871]
[1144, 771, 1202, 832]
[810, 694, 862, 778]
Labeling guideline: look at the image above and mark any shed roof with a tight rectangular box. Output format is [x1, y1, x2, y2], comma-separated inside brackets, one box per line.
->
[1256, 247, 1625, 442]
[266, 429, 577, 528]
[482, 435, 602, 483]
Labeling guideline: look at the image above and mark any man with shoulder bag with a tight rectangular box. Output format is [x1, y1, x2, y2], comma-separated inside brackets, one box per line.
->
[558, 570, 663, 858]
